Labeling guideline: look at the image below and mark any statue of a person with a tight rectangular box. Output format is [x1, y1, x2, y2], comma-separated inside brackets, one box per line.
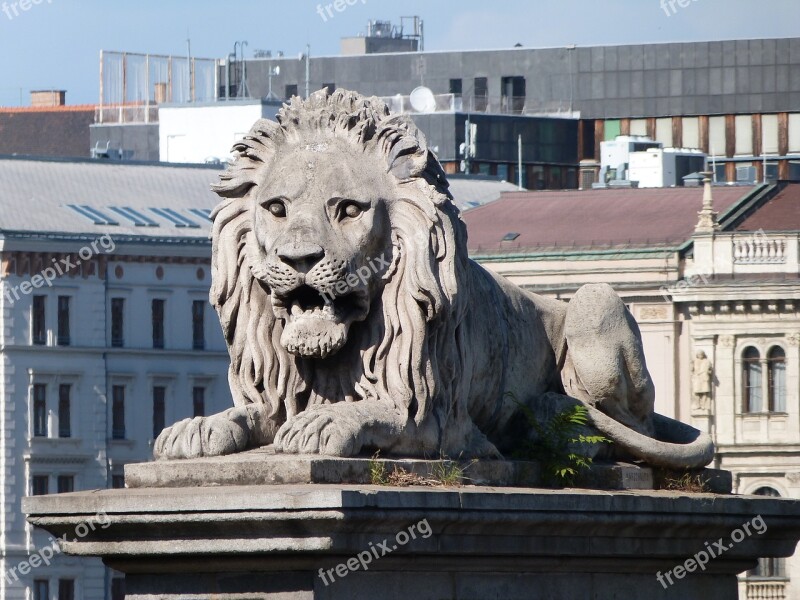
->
[691, 350, 713, 411]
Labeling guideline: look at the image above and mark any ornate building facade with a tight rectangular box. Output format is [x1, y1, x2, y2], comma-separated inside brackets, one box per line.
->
[467, 180, 800, 600]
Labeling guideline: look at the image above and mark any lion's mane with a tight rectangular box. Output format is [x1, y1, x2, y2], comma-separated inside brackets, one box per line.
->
[209, 89, 470, 435]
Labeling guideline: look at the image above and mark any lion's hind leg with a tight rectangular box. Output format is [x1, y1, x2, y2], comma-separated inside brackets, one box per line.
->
[560, 283, 656, 437]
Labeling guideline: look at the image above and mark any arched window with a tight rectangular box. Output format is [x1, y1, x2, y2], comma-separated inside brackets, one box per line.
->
[743, 347, 762, 413]
[749, 487, 785, 579]
[768, 347, 786, 413]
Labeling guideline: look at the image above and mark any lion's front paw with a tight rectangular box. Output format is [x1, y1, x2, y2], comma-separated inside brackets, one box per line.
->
[153, 409, 250, 460]
[274, 406, 363, 456]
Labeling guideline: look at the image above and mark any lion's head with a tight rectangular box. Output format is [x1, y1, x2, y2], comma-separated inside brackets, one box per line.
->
[210, 89, 470, 427]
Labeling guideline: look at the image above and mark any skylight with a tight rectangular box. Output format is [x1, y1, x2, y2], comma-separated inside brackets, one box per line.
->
[109, 206, 159, 227]
[187, 208, 213, 222]
[502, 232, 520, 241]
[149, 207, 200, 228]
[66, 204, 119, 226]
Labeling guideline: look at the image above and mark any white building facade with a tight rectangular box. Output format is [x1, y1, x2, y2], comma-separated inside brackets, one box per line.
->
[0, 158, 232, 600]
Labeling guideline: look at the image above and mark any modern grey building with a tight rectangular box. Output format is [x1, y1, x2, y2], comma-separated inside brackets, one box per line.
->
[239, 36, 800, 187]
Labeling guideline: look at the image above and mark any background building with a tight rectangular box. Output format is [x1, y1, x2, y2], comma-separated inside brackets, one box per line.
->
[0, 157, 232, 600]
[239, 33, 800, 187]
[463, 179, 800, 599]
[0, 91, 94, 159]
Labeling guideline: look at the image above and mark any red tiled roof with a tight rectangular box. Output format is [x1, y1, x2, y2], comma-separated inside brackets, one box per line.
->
[0, 108, 95, 158]
[736, 184, 800, 232]
[462, 186, 755, 254]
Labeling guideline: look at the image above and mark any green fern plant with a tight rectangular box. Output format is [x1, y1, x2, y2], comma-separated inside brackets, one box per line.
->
[510, 395, 610, 487]
[368, 451, 388, 485]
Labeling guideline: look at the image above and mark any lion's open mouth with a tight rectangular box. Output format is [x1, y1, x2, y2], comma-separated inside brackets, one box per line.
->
[272, 284, 370, 359]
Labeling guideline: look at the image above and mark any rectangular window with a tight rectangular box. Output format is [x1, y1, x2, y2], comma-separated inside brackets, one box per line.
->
[111, 298, 124, 347]
[655, 118, 673, 147]
[33, 383, 47, 437]
[474, 77, 488, 112]
[58, 384, 71, 438]
[709, 116, 727, 157]
[744, 361, 763, 412]
[58, 579, 75, 600]
[57, 296, 70, 346]
[192, 300, 205, 350]
[32, 475, 49, 496]
[682, 117, 700, 150]
[57, 475, 74, 493]
[762, 114, 779, 155]
[735, 114, 753, 156]
[630, 119, 648, 137]
[322, 82, 335, 94]
[112, 385, 125, 440]
[111, 577, 125, 600]
[111, 474, 125, 489]
[449, 78, 462, 96]
[33, 580, 49, 600]
[193, 386, 205, 418]
[789, 114, 800, 153]
[153, 386, 166, 439]
[32, 295, 46, 345]
[152, 299, 165, 349]
[284, 84, 298, 99]
[500, 75, 526, 114]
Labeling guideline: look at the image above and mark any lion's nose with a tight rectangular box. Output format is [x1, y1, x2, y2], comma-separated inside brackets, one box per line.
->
[276, 242, 324, 273]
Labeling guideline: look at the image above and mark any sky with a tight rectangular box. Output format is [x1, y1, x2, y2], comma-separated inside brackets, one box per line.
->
[0, 0, 798, 106]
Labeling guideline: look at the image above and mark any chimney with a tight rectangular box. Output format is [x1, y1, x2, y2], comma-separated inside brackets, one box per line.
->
[30, 90, 66, 107]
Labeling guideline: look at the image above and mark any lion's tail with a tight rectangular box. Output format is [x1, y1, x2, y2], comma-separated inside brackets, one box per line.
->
[584, 404, 715, 470]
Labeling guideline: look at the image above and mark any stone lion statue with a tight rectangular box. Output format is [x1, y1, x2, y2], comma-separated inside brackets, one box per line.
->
[155, 89, 714, 469]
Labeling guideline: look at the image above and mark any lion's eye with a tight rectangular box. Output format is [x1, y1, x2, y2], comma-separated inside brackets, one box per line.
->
[341, 202, 363, 219]
[266, 201, 286, 218]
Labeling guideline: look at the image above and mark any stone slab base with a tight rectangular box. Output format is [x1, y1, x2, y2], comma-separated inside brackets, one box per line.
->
[24, 483, 799, 599]
[125, 445, 732, 493]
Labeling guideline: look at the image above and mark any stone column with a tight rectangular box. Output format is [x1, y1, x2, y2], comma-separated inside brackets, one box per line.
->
[714, 335, 737, 447]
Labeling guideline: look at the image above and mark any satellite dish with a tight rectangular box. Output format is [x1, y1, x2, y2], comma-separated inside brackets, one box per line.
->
[409, 86, 436, 113]
[274, 66, 280, 75]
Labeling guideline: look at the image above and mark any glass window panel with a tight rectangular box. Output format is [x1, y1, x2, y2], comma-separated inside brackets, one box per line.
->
[153, 386, 166, 439]
[768, 347, 786, 413]
[111, 298, 124, 347]
[630, 119, 648, 137]
[57, 296, 70, 346]
[32, 295, 46, 345]
[655, 118, 673, 147]
[709, 116, 726, 157]
[112, 385, 125, 439]
[762, 114, 779, 155]
[58, 384, 71, 438]
[743, 347, 762, 413]
[735, 115, 753, 155]
[789, 114, 800, 153]
[33, 383, 47, 437]
[682, 117, 700, 149]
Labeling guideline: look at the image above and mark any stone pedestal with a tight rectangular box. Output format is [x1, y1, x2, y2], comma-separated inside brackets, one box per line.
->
[22, 452, 800, 600]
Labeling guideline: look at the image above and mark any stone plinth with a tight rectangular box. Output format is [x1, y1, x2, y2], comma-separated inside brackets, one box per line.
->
[122, 445, 732, 493]
[23, 454, 800, 600]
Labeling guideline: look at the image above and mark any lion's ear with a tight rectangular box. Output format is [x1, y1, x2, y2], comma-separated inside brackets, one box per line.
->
[380, 115, 431, 180]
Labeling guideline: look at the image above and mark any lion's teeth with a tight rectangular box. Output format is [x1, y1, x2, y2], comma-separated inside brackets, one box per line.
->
[291, 303, 303, 316]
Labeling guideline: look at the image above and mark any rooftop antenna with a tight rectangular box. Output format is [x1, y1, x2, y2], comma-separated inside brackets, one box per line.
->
[186, 32, 192, 103]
